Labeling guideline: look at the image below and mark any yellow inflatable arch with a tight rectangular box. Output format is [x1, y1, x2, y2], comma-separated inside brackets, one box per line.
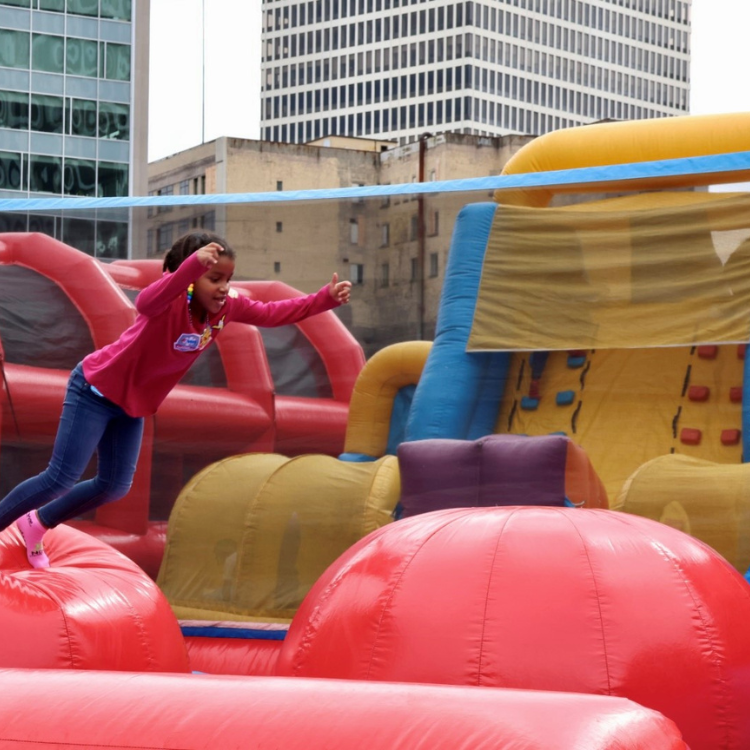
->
[497, 112, 750, 207]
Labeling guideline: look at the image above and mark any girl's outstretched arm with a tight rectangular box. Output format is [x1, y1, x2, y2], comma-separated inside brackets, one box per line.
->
[230, 276, 348, 328]
[135, 244, 221, 317]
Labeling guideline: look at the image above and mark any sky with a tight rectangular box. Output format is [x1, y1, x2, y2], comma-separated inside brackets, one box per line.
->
[148, 0, 750, 163]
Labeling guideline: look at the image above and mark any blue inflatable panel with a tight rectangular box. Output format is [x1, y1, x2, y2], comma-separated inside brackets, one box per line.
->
[406, 202, 510, 441]
[386, 385, 417, 455]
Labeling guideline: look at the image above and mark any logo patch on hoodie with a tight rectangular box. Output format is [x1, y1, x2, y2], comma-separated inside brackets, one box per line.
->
[173, 333, 201, 352]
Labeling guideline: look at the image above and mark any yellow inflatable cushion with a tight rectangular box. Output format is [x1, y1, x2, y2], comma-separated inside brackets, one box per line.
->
[157, 453, 400, 623]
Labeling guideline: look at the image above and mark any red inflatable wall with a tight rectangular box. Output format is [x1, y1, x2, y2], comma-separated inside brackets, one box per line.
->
[0, 670, 687, 749]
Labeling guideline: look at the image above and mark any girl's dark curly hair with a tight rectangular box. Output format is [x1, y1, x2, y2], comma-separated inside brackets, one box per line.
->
[162, 231, 235, 273]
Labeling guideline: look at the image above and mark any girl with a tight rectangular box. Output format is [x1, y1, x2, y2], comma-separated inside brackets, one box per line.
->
[1, 231, 351, 568]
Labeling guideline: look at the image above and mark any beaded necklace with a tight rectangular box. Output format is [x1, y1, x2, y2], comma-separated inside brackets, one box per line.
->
[186, 283, 213, 349]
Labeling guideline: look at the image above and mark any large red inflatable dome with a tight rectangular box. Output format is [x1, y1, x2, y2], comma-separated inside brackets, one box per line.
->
[277, 506, 750, 750]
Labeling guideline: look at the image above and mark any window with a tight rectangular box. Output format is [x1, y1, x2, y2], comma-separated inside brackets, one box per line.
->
[430, 210, 439, 236]
[102, 42, 131, 82]
[66, 98, 95, 137]
[0, 151, 23, 191]
[410, 215, 419, 241]
[349, 218, 359, 244]
[157, 184, 173, 213]
[98, 101, 129, 140]
[30, 155, 62, 193]
[31, 94, 63, 133]
[32, 34, 64, 74]
[274, 261, 281, 273]
[157, 224, 174, 253]
[101, 0, 132, 21]
[66, 37, 98, 77]
[276, 221, 283, 232]
[380, 262, 390, 287]
[277, 180, 284, 190]
[410, 257, 419, 281]
[63, 158, 96, 196]
[0, 30, 28, 70]
[179, 179, 190, 195]
[98, 161, 128, 197]
[67, 0, 99, 16]
[381, 223, 390, 246]
[0, 91, 28, 130]
[350, 263, 364, 285]
[429, 252, 439, 277]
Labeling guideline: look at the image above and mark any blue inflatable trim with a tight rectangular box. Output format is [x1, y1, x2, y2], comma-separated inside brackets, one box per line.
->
[180, 625, 288, 641]
[339, 453, 378, 462]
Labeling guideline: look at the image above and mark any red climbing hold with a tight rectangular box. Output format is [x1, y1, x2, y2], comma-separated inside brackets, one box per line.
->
[687, 386, 709, 402]
[680, 428, 702, 446]
[721, 429, 741, 446]
[697, 346, 718, 360]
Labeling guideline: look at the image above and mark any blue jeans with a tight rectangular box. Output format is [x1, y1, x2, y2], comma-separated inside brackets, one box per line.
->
[0, 363, 144, 530]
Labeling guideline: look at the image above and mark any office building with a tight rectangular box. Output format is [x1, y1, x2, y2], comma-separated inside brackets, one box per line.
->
[0, 0, 150, 257]
[260, 0, 691, 144]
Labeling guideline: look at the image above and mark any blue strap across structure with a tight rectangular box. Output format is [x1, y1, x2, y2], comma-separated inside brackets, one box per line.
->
[3, 150, 750, 212]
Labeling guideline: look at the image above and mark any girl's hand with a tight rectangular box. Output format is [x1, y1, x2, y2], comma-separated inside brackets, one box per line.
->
[329, 273, 352, 304]
[196, 243, 223, 268]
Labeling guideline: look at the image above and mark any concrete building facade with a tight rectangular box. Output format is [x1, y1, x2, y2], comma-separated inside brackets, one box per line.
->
[147, 132, 534, 354]
[260, 0, 691, 144]
[0, 0, 150, 258]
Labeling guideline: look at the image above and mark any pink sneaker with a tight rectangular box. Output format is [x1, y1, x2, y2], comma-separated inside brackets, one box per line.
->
[16, 511, 50, 569]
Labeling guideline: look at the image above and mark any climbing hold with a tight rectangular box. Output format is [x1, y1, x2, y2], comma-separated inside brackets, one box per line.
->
[721, 429, 741, 446]
[697, 345, 718, 360]
[556, 391, 576, 406]
[680, 428, 702, 446]
[687, 385, 709, 402]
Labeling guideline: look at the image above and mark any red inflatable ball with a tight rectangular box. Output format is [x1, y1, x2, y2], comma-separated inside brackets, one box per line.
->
[0, 523, 189, 672]
[0, 670, 688, 749]
[277, 506, 750, 750]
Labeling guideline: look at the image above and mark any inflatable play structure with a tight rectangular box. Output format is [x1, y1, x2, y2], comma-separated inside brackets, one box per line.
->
[1, 111, 750, 746]
[157, 111, 750, 615]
